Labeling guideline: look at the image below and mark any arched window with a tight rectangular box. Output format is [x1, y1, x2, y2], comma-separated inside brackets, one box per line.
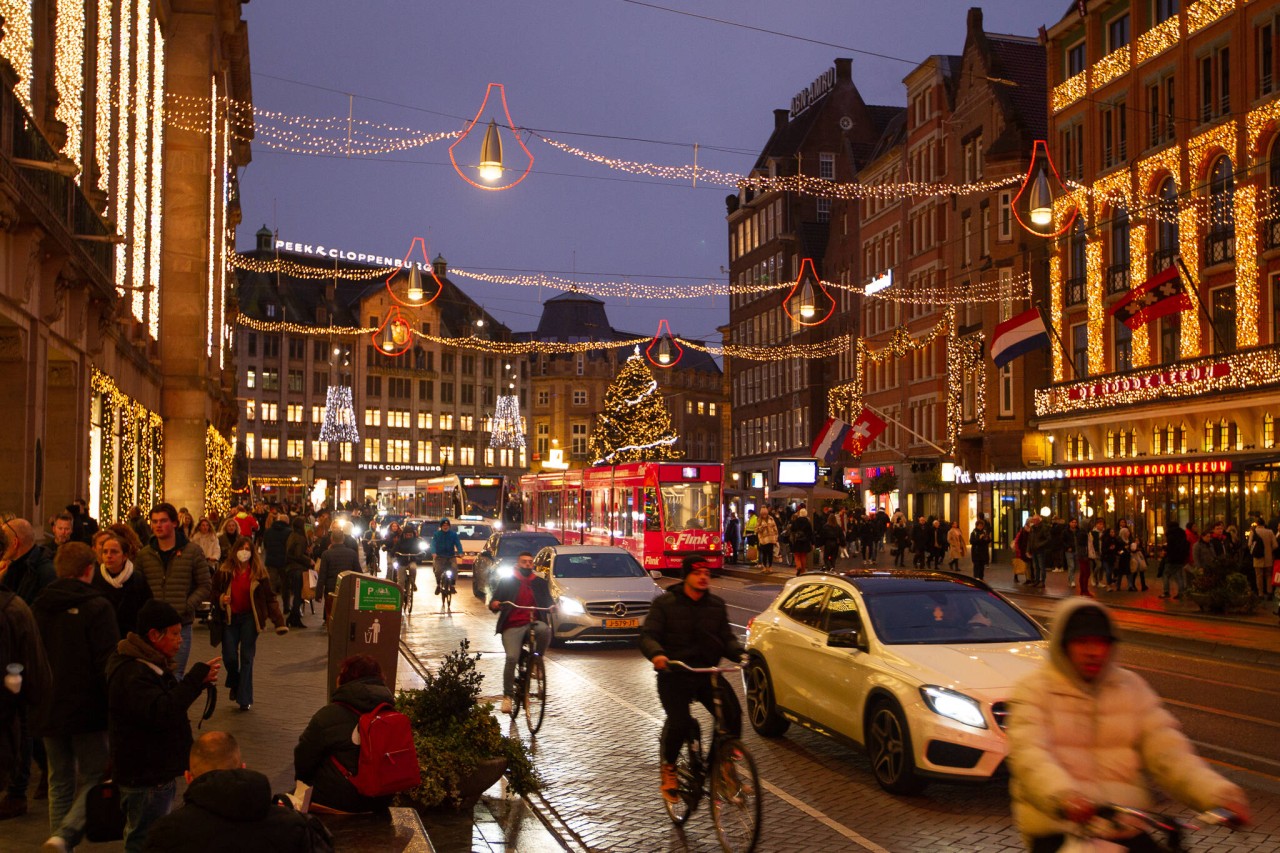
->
[1156, 178, 1179, 266]
[1152, 426, 1163, 455]
[1106, 429, 1117, 458]
[1206, 156, 1235, 264]
[1204, 418, 1215, 452]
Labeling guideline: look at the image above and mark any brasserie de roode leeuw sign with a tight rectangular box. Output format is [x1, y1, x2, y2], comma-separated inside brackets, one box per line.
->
[790, 67, 836, 118]
[1066, 362, 1230, 401]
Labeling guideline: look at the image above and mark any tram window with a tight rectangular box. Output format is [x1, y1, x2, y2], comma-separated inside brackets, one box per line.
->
[644, 488, 663, 532]
[661, 483, 721, 532]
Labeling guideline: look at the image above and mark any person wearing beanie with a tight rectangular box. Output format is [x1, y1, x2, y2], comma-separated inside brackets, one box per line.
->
[639, 557, 743, 806]
[1006, 598, 1250, 850]
[106, 599, 222, 852]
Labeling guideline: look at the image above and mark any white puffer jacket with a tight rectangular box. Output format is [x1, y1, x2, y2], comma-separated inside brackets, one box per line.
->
[1007, 598, 1242, 842]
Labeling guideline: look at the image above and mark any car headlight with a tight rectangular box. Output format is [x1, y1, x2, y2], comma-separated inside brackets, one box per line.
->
[496, 564, 515, 580]
[919, 686, 987, 729]
[558, 596, 586, 616]
[494, 520, 504, 530]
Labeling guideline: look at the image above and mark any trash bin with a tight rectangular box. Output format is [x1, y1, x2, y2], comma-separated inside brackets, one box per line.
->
[327, 571, 402, 692]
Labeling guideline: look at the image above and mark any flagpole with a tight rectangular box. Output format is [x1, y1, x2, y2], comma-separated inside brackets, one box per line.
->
[1174, 255, 1227, 355]
[860, 402, 950, 457]
[1034, 302, 1078, 380]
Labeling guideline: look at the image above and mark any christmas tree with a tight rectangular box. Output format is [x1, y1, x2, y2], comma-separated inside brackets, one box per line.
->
[589, 347, 682, 465]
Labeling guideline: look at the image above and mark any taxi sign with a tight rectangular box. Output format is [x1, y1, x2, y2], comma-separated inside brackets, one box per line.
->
[354, 578, 401, 611]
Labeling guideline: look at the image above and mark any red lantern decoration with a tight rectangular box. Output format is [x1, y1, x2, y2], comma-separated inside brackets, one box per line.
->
[645, 319, 682, 368]
[371, 306, 413, 357]
[783, 258, 833, 326]
[449, 83, 535, 191]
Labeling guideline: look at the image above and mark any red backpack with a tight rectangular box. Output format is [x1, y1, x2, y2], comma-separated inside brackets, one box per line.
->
[331, 702, 421, 798]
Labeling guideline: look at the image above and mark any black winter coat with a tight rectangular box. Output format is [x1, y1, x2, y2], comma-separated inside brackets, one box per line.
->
[0, 591, 51, 779]
[294, 677, 396, 814]
[1, 546, 55, 606]
[144, 768, 331, 852]
[31, 579, 117, 737]
[105, 636, 211, 786]
[286, 519, 311, 575]
[262, 520, 292, 568]
[316, 543, 361, 595]
[91, 563, 154, 639]
[639, 584, 743, 670]
[787, 516, 814, 554]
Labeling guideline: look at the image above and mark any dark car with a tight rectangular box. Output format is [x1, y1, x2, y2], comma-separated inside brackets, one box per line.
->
[472, 531, 561, 599]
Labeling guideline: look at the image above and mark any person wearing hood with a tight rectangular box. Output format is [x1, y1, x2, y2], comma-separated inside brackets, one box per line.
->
[144, 731, 331, 852]
[106, 599, 221, 852]
[134, 503, 212, 678]
[1007, 599, 1249, 850]
[92, 530, 154, 640]
[293, 654, 396, 815]
[210, 538, 288, 712]
[284, 516, 311, 629]
[32, 543, 119, 852]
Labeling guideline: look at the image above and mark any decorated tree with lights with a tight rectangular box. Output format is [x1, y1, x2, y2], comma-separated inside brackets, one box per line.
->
[589, 347, 682, 465]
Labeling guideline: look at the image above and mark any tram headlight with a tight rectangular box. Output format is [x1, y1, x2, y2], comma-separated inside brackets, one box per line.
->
[557, 596, 586, 616]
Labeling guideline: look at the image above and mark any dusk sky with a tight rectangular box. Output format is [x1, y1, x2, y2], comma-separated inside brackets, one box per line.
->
[236, 1, 1063, 345]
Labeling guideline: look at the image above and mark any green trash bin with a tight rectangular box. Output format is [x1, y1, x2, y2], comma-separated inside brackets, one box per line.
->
[327, 571, 402, 693]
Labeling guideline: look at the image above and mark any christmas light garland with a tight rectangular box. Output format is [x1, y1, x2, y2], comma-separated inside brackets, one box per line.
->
[205, 425, 235, 518]
[91, 367, 163, 523]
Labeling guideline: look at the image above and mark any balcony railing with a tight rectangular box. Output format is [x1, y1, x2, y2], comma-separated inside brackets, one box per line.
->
[1107, 264, 1130, 295]
[1205, 230, 1236, 265]
[1065, 275, 1086, 306]
[1267, 219, 1280, 251]
[1152, 247, 1177, 271]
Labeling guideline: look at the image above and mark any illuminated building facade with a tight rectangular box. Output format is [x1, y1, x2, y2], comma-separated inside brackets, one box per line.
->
[0, 0, 246, 523]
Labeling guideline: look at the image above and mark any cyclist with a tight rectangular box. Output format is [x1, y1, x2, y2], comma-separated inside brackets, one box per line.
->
[489, 551, 552, 715]
[1007, 598, 1250, 852]
[388, 523, 421, 591]
[431, 518, 464, 596]
[639, 556, 744, 805]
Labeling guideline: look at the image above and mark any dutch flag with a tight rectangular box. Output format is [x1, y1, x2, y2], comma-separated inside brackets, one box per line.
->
[990, 308, 1050, 369]
[810, 417, 851, 464]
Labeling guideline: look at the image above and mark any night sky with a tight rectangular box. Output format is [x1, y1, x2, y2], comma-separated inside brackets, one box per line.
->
[235, 1, 1063, 344]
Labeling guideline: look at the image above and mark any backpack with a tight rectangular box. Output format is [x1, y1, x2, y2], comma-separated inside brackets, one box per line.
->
[1251, 534, 1265, 559]
[330, 702, 421, 798]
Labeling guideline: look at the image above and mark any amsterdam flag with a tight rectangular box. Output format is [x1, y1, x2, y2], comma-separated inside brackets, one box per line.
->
[1109, 264, 1191, 330]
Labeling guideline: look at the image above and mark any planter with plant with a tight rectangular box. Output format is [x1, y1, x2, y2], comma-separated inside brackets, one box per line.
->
[394, 640, 540, 811]
[1186, 555, 1260, 615]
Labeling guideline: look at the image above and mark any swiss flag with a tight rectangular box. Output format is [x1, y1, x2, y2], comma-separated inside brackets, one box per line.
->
[842, 407, 887, 457]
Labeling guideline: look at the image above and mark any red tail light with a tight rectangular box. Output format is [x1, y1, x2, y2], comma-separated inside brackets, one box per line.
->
[747, 616, 756, 631]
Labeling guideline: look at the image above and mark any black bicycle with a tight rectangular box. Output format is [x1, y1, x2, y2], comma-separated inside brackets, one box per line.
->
[495, 602, 549, 733]
[662, 661, 761, 853]
[394, 558, 417, 614]
[1067, 804, 1245, 852]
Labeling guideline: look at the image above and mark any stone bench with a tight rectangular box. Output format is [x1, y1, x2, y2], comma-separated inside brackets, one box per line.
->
[319, 807, 435, 852]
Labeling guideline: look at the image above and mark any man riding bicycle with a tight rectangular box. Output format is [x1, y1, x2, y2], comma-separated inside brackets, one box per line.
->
[431, 518, 464, 596]
[1007, 599, 1250, 852]
[639, 556, 744, 805]
[489, 551, 552, 715]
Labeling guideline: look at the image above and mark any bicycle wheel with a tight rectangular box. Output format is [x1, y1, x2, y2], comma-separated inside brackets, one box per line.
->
[511, 651, 527, 721]
[710, 738, 761, 853]
[523, 653, 547, 733]
[662, 719, 703, 825]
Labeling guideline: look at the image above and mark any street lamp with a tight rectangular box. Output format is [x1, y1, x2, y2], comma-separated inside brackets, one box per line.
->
[1028, 167, 1053, 228]
[478, 119, 504, 182]
[405, 264, 425, 303]
[797, 277, 817, 320]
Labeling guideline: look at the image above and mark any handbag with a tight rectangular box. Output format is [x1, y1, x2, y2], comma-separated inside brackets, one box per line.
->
[209, 617, 224, 648]
[84, 779, 125, 842]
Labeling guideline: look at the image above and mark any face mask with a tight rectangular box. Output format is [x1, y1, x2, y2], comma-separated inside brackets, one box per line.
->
[236, 550, 252, 564]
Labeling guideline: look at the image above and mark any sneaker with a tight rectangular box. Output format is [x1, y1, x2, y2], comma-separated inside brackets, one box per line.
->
[500, 696, 512, 715]
[41, 837, 68, 853]
[0, 796, 28, 820]
[661, 763, 679, 804]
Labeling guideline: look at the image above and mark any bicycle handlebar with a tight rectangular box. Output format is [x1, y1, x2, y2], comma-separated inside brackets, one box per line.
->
[1079, 804, 1245, 835]
[666, 660, 744, 674]
[492, 601, 550, 611]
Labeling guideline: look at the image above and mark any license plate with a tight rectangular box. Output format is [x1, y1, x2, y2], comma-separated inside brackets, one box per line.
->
[603, 618, 640, 629]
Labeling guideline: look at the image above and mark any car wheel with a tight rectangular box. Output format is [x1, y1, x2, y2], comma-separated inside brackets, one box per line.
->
[867, 700, 924, 794]
[745, 658, 790, 737]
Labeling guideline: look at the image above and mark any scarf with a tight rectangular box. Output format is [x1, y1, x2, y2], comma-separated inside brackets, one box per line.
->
[117, 632, 177, 673]
[99, 559, 134, 588]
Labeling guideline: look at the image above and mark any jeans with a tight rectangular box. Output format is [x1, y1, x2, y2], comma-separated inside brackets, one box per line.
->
[1031, 552, 1047, 584]
[286, 568, 304, 622]
[175, 622, 193, 680]
[1064, 550, 1077, 588]
[120, 779, 176, 853]
[1163, 561, 1188, 596]
[500, 621, 549, 697]
[657, 671, 742, 765]
[433, 555, 457, 591]
[222, 610, 259, 708]
[43, 730, 109, 845]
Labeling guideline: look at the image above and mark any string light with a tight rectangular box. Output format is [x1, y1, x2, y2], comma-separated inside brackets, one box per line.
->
[149, 17, 164, 339]
[539, 134, 740, 186]
[318, 385, 360, 444]
[54, 0, 85, 171]
[94, 0, 113, 195]
[1085, 240, 1104, 375]
[1186, 0, 1234, 35]
[1128, 223, 1150, 366]
[1235, 183, 1260, 348]
[91, 367, 163, 523]
[0, 0, 33, 114]
[205, 426, 235, 519]
[738, 173, 1018, 200]
[1136, 14, 1181, 65]
[946, 327, 985, 454]
[1091, 44, 1130, 91]
[489, 395, 525, 449]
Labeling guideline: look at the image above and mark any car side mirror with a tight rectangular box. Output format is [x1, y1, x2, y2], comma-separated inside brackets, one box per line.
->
[649, 570, 663, 580]
[828, 627, 866, 651]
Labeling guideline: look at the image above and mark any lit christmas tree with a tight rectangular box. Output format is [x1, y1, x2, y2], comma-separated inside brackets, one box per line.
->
[589, 347, 682, 465]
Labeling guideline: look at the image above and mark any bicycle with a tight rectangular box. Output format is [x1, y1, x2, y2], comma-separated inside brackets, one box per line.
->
[1065, 803, 1245, 852]
[493, 602, 549, 734]
[662, 661, 761, 853]
[394, 558, 416, 614]
[438, 566, 455, 615]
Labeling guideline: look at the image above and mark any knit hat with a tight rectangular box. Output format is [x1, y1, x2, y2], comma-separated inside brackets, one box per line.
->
[136, 599, 182, 637]
[1060, 604, 1117, 645]
[680, 556, 709, 579]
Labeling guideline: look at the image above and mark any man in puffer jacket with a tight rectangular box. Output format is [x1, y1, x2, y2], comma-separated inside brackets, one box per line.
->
[134, 503, 212, 678]
[1007, 598, 1249, 850]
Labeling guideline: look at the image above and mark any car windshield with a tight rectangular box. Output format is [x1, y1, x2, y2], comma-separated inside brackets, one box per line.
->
[417, 521, 441, 538]
[496, 535, 558, 558]
[452, 523, 492, 541]
[553, 552, 647, 579]
[864, 588, 1042, 645]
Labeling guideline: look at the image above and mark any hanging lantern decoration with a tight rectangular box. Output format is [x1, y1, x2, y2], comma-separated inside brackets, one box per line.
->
[372, 306, 413, 357]
[385, 237, 441, 307]
[783, 258, 833, 326]
[449, 83, 534, 191]
[1012, 139, 1077, 238]
[645, 319, 683, 368]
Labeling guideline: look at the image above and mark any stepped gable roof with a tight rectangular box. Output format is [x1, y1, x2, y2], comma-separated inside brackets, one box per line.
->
[986, 34, 1046, 143]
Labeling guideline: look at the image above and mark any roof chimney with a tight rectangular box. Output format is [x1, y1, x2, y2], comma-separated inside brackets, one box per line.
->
[967, 7, 983, 36]
[774, 109, 789, 132]
[834, 57, 852, 82]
